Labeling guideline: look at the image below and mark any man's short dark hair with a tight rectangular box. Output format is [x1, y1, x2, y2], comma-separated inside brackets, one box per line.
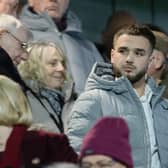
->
[113, 24, 156, 50]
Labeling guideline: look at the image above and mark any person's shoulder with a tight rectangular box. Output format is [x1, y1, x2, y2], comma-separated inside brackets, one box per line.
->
[76, 89, 102, 103]
[23, 130, 69, 146]
[25, 129, 65, 138]
[70, 89, 103, 119]
[26, 90, 46, 111]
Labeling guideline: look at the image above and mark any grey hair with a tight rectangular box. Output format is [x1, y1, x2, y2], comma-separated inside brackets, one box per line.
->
[0, 13, 33, 39]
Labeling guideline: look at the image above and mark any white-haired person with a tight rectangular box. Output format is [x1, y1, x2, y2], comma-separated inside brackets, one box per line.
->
[18, 41, 76, 133]
[0, 13, 32, 65]
[0, 75, 77, 168]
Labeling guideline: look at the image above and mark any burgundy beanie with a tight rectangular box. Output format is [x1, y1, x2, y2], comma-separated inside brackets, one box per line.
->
[79, 117, 133, 168]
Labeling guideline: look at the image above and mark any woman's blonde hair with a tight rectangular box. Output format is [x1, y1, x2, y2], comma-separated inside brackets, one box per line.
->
[18, 41, 67, 89]
[0, 75, 32, 126]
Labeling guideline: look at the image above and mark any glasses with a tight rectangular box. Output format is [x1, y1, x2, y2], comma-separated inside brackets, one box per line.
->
[8, 31, 28, 51]
[0, 29, 29, 51]
[80, 160, 116, 168]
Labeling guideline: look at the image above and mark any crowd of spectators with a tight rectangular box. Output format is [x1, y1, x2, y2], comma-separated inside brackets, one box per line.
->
[0, 1, 168, 168]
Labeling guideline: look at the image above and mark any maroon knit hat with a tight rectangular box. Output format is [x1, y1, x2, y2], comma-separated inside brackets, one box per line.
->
[79, 117, 133, 168]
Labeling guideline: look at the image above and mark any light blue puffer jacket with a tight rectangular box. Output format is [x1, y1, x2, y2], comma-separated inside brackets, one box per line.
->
[67, 62, 168, 168]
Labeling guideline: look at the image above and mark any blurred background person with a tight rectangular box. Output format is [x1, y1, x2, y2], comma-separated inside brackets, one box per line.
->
[19, 0, 104, 95]
[0, 75, 77, 168]
[18, 41, 75, 133]
[0, 14, 32, 65]
[147, 30, 168, 98]
[79, 117, 133, 168]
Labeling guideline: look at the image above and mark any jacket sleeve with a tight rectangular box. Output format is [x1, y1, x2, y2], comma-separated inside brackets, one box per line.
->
[66, 90, 102, 153]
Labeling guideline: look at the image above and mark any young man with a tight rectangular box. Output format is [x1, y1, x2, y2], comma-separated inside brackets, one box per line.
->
[67, 24, 168, 168]
[19, 0, 104, 95]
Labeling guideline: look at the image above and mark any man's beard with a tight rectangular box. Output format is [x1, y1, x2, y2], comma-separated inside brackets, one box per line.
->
[112, 64, 146, 84]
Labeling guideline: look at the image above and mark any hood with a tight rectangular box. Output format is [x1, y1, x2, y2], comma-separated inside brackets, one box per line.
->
[20, 5, 82, 33]
[85, 62, 129, 94]
[85, 62, 166, 96]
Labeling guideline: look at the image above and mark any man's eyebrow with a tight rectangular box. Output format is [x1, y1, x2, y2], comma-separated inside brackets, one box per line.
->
[134, 48, 146, 52]
[117, 46, 128, 50]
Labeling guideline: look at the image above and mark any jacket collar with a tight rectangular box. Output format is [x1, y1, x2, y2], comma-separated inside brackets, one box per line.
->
[86, 62, 166, 97]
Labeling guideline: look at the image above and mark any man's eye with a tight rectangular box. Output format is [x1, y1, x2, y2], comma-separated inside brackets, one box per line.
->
[135, 51, 144, 56]
[118, 49, 125, 53]
[118, 49, 128, 55]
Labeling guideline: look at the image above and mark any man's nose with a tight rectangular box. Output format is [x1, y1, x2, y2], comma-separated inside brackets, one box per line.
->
[126, 51, 134, 62]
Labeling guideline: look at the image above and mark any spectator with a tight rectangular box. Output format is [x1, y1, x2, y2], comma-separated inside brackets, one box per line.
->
[0, 0, 19, 17]
[79, 117, 133, 168]
[0, 13, 32, 65]
[0, 75, 77, 168]
[147, 30, 168, 98]
[0, 46, 63, 133]
[18, 41, 76, 133]
[19, 0, 104, 95]
[67, 24, 168, 168]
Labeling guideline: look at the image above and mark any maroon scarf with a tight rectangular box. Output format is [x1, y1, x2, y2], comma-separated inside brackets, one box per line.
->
[0, 125, 27, 168]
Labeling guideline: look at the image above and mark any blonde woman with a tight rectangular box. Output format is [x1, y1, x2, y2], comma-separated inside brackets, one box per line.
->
[0, 75, 77, 167]
[18, 41, 75, 133]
